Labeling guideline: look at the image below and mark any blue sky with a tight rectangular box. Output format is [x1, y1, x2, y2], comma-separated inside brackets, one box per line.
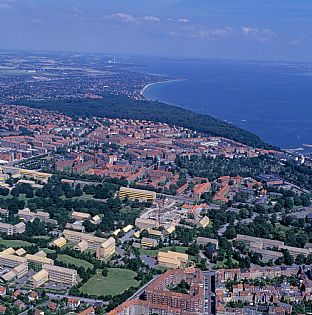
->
[1, 0, 312, 61]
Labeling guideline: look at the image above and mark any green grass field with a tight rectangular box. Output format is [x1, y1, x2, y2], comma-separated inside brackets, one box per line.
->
[42, 248, 55, 254]
[62, 241, 75, 249]
[56, 254, 93, 270]
[0, 239, 32, 248]
[139, 246, 189, 258]
[79, 268, 139, 297]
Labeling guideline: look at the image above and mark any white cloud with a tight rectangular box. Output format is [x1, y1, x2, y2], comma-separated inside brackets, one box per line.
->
[241, 26, 275, 42]
[172, 26, 234, 40]
[288, 39, 301, 45]
[112, 12, 136, 22]
[178, 18, 189, 23]
[143, 16, 161, 22]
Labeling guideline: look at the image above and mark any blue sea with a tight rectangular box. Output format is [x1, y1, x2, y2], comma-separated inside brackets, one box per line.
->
[130, 57, 312, 149]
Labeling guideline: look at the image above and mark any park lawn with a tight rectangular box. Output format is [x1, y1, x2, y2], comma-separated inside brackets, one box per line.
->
[62, 241, 75, 249]
[213, 258, 240, 269]
[56, 254, 93, 270]
[42, 248, 55, 254]
[140, 246, 189, 258]
[79, 268, 140, 297]
[0, 238, 32, 248]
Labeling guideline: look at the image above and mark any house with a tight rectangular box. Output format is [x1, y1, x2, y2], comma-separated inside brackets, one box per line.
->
[14, 300, 26, 310]
[12, 289, 21, 299]
[47, 301, 58, 311]
[34, 309, 44, 315]
[67, 297, 81, 310]
[28, 290, 38, 302]
[0, 286, 6, 296]
[78, 306, 95, 315]
[0, 305, 6, 314]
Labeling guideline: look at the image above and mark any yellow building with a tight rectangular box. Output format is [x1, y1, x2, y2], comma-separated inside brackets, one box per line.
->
[3, 167, 52, 183]
[71, 211, 91, 221]
[1, 247, 15, 255]
[157, 251, 189, 269]
[43, 264, 78, 286]
[96, 237, 116, 261]
[25, 254, 54, 271]
[135, 218, 159, 230]
[123, 225, 133, 233]
[15, 248, 27, 256]
[113, 229, 121, 236]
[141, 237, 158, 248]
[63, 229, 106, 250]
[198, 216, 210, 228]
[91, 215, 101, 225]
[31, 269, 49, 288]
[0, 253, 26, 268]
[51, 237, 67, 248]
[74, 240, 89, 252]
[165, 225, 176, 235]
[13, 263, 28, 278]
[119, 187, 156, 202]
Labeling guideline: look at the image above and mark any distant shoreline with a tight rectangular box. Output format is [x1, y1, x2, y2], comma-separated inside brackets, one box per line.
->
[140, 79, 185, 100]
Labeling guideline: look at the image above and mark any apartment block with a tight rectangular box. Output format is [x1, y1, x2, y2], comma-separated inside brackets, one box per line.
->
[0, 253, 27, 268]
[63, 229, 107, 250]
[96, 237, 116, 260]
[108, 268, 205, 315]
[25, 254, 54, 271]
[51, 237, 66, 248]
[43, 264, 78, 286]
[119, 187, 156, 202]
[71, 211, 91, 221]
[135, 218, 159, 230]
[31, 270, 49, 288]
[141, 237, 158, 248]
[157, 251, 189, 269]
[0, 222, 26, 236]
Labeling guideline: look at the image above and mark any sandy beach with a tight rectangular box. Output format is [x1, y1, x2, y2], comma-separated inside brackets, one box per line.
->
[140, 79, 185, 100]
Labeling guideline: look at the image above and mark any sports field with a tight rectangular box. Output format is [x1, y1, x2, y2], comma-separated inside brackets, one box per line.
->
[80, 268, 139, 296]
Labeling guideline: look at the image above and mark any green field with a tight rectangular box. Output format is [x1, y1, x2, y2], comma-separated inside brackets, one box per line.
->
[139, 246, 189, 258]
[62, 241, 75, 249]
[79, 268, 140, 296]
[56, 254, 93, 270]
[0, 239, 32, 248]
[42, 248, 55, 254]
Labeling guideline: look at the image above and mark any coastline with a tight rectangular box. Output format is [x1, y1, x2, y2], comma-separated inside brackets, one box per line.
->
[140, 79, 185, 100]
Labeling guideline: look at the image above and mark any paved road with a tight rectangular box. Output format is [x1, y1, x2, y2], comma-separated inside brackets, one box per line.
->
[120, 229, 135, 243]
[46, 293, 109, 305]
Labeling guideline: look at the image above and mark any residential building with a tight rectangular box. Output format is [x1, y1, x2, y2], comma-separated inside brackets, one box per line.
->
[157, 251, 189, 269]
[96, 237, 116, 260]
[119, 187, 156, 202]
[43, 264, 78, 286]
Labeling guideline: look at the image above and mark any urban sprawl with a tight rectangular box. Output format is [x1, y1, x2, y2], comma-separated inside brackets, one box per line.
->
[0, 103, 310, 315]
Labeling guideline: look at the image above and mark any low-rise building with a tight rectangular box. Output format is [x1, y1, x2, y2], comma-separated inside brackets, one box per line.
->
[43, 264, 78, 286]
[31, 269, 49, 288]
[51, 237, 66, 248]
[25, 254, 54, 271]
[141, 237, 158, 248]
[96, 237, 116, 260]
[119, 187, 156, 202]
[157, 251, 188, 269]
[72, 211, 91, 221]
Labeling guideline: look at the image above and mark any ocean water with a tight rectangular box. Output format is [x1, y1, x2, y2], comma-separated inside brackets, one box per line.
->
[133, 58, 312, 149]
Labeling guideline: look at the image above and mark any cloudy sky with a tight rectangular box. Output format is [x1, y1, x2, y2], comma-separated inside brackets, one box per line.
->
[1, 0, 312, 61]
